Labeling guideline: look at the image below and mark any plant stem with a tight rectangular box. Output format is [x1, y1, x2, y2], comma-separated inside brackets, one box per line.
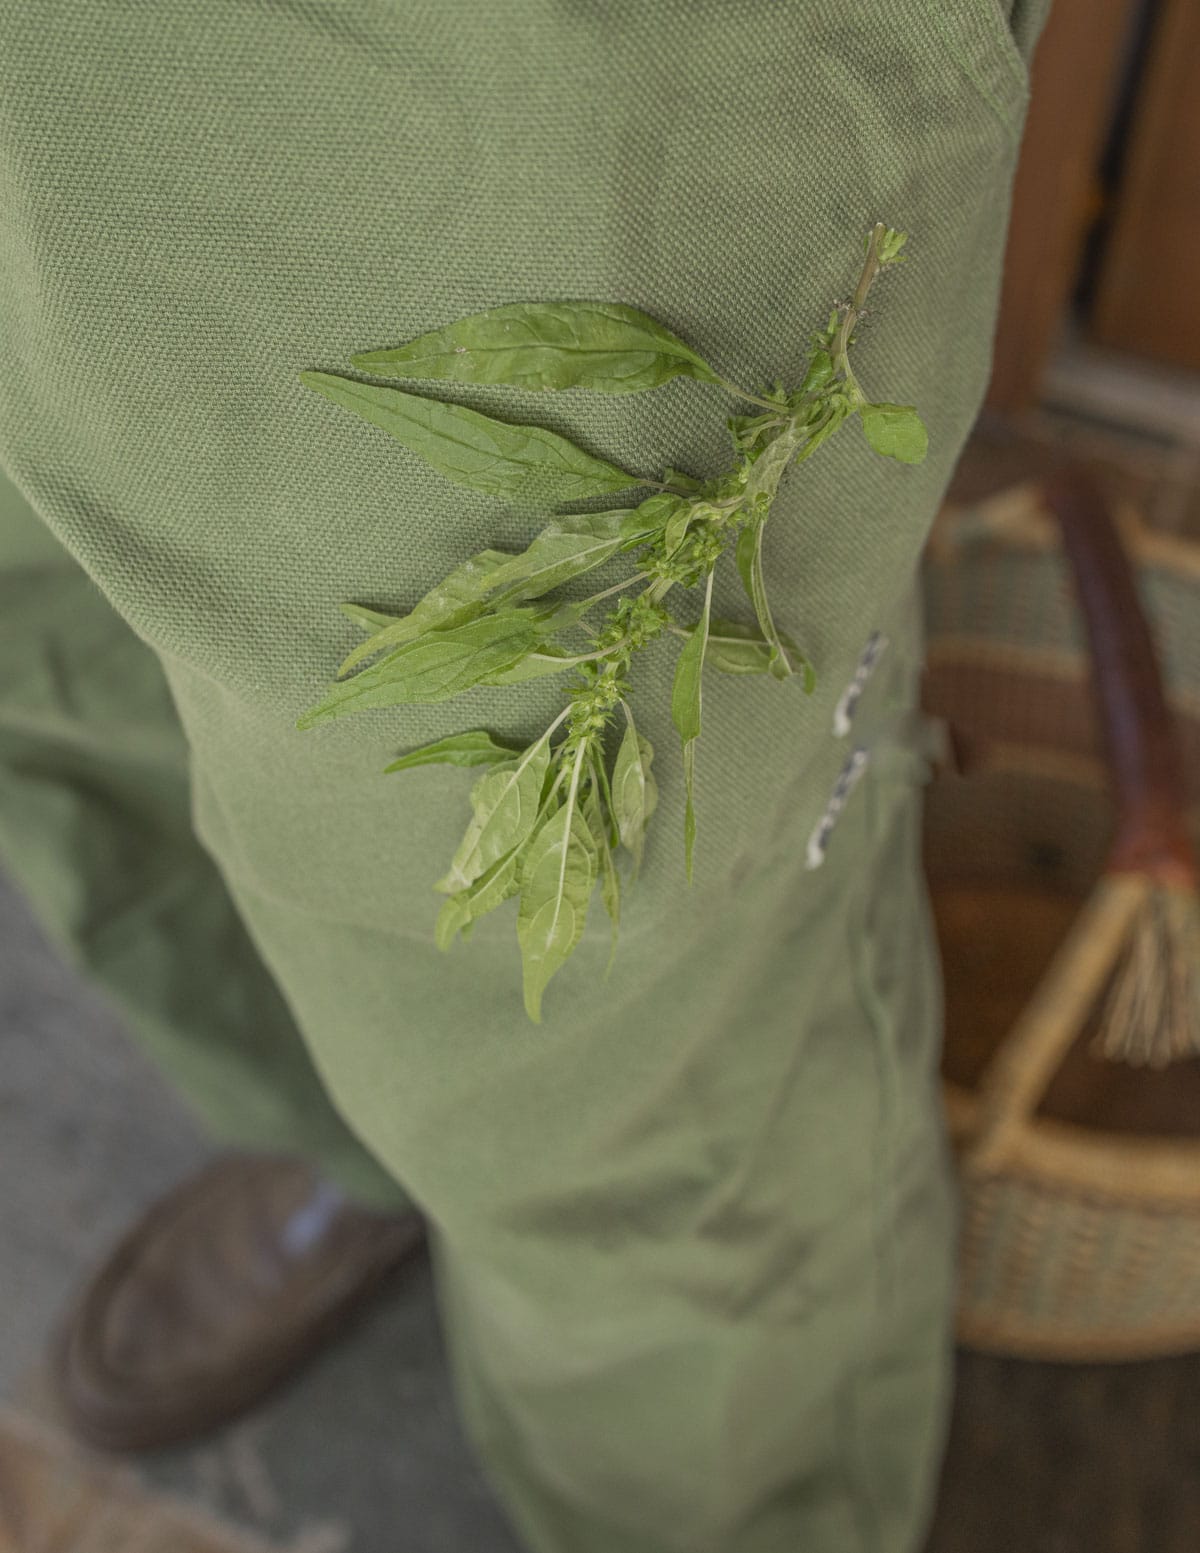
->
[645, 576, 677, 607]
[548, 635, 632, 668]
[579, 574, 649, 612]
[831, 221, 887, 388]
[532, 704, 574, 743]
[713, 374, 790, 413]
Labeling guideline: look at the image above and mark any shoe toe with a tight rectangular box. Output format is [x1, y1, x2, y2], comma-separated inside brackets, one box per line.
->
[49, 1154, 423, 1451]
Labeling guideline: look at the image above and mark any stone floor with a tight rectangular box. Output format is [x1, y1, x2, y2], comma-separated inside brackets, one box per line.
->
[0, 869, 518, 1553]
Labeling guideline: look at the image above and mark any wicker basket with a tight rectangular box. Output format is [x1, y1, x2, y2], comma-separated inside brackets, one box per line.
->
[920, 476, 1200, 1360]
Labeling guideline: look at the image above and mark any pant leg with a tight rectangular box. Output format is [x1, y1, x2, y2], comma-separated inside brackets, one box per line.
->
[0, 3, 1050, 1547]
[0, 467, 406, 1209]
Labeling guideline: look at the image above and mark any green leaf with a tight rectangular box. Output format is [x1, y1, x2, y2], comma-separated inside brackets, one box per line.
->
[734, 522, 792, 681]
[682, 744, 697, 882]
[336, 549, 514, 677]
[661, 467, 705, 494]
[611, 708, 657, 878]
[340, 601, 402, 633]
[584, 789, 620, 973]
[627, 490, 692, 542]
[671, 570, 713, 882]
[516, 771, 598, 1022]
[526, 598, 594, 634]
[339, 535, 610, 683]
[796, 348, 834, 397]
[670, 625, 706, 749]
[702, 618, 815, 689]
[297, 612, 543, 727]
[349, 301, 723, 395]
[479, 647, 580, 686]
[663, 503, 692, 558]
[383, 730, 521, 773]
[299, 371, 640, 503]
[859, 402, 928, 465]
[437, 724, 558, 894]
[435, 894, 472, 951]
[877, 228, 908, 262]
[435, 848, 523, 950]
[487, 508, 658, 606]
[793, 399, 853, 464]
[590, 749, 619, 849]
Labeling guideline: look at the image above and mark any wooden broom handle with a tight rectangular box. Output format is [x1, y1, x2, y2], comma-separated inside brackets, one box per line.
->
[1040, 464, 1195, 885]
[959, 468, 1192, 1179]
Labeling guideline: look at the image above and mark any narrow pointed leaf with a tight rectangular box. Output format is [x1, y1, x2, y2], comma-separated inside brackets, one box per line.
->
[682, 744, 697, 883]
[299, 371, 640, 503]
[590, 750, 619, 850]
[796, 348, 834, 397]
[794, 399, 852, 464]
[350, 301, 722, 395]
[584, 791, 620, 973]
[297, 613, 543, 727]
[487, 508, 657, 606]
[435, 893, 473, 952]
[859, 402, 928, 464]
[611, 710, 657, 878]
[670, 606, 709, 749]
[526, 598, 594, 634]
[383, 730, 521, 773]
[701, 618, 813, 686]
[341, 562, 589, 677]
[671, 571, 713, 882]
[734, 522, 792, 681]
[337, 548, 514, 677]
[435, 848, 523, 950]
[516, 784, 597, 1022]
[663, 504, 692, 557]
[480, 648, 581, 686]
[437, 730, 555, 894]
[340, 602, 402, 633]
[633, 491, 693, 534]
[662, 467, 705, 494]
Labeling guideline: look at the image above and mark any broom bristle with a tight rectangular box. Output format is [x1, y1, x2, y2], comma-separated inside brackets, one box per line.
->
[1090, 883, 1200, 1068]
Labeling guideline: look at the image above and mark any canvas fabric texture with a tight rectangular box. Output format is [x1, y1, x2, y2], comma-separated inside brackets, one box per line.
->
[0, 3, 1049, 1550]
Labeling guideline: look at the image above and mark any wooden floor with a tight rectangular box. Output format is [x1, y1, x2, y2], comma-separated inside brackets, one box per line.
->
[9, 1347, 1200, 1553]
[929, 374, 1200, 1553]
[927, 1346, 1200, 1553]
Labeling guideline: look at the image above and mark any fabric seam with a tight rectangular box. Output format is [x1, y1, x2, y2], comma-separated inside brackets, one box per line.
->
[927, 4, 1029, 141]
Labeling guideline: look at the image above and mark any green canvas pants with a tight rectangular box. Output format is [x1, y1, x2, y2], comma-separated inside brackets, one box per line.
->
[0, 4, 1048, 1549]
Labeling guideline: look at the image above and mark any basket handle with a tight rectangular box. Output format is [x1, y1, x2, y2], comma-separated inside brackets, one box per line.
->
[1041, 464, 1194, 884]
[958, 464, 1192, 1177]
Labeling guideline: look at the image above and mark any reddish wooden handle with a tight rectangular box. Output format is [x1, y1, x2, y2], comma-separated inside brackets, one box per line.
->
[1040, 465, 1194, 884]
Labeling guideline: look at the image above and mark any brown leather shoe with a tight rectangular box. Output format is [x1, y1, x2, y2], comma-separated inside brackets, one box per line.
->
[47, 1153, 424, 1452]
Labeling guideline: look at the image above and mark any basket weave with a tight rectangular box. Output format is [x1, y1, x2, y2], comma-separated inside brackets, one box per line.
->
[921, 482, 1200, 1360]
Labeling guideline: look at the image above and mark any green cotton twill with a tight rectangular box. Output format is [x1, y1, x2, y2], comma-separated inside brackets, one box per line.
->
[0, 4, 1049, 1549]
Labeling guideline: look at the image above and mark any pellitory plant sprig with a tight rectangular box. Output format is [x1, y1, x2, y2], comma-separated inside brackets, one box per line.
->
[296, 222, 926, 1020]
